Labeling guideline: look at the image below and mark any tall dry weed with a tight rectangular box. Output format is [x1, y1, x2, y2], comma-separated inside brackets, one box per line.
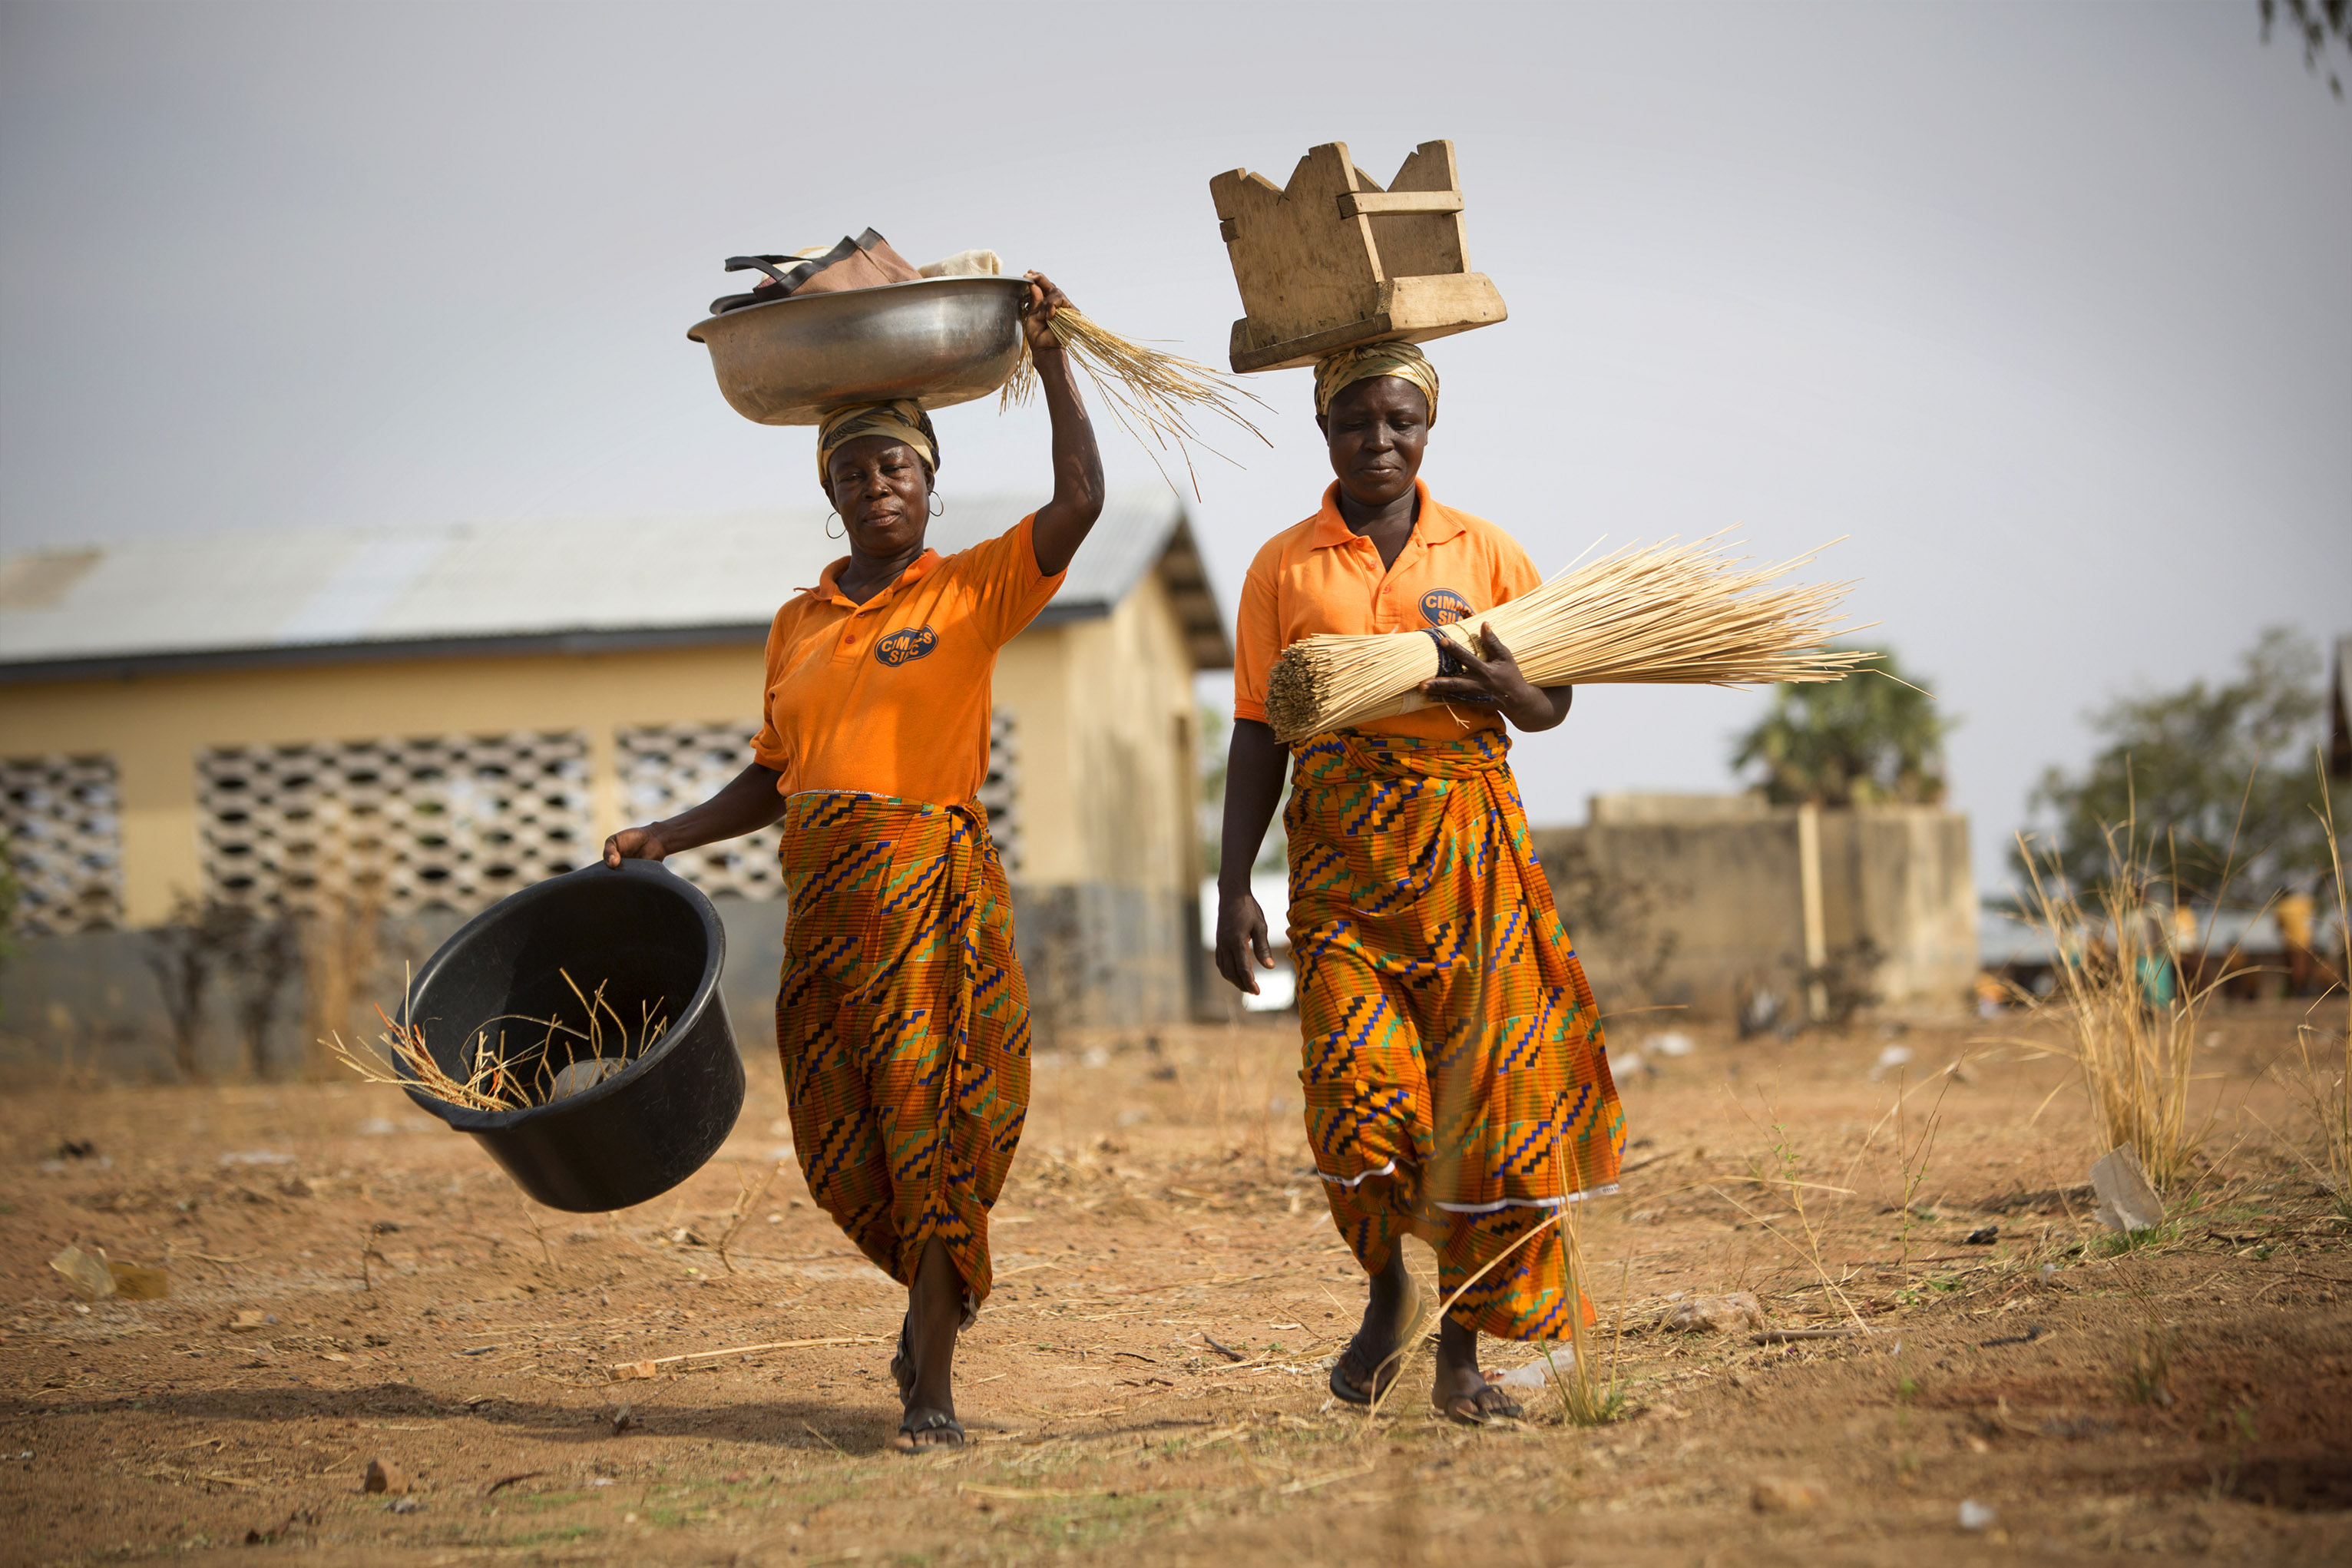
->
[2284, 755, 2352, 1213]
[1542, 1196, 1629, 1424]
[2012, 819, 2237, 1189]
[300, 883, 383, 1075]
[295, 796, 389, 1077]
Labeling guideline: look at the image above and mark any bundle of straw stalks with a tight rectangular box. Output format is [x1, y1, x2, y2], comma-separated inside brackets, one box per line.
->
[1001, 307, 1267, 497]
[1262, 534, 1871, 743]
[324, 969, 668, 1114]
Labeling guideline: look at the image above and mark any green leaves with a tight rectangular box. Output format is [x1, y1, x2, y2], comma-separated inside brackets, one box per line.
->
[1729, 646, 1952, 808]
[2019, 627, 2347, 901]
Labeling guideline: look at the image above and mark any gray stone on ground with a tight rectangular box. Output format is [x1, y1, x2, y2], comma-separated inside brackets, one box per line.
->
[1657, 1292, 1765, 1333]
[1750, 1477, 1822, 1513]
[2089, 1145, 2164, 1232]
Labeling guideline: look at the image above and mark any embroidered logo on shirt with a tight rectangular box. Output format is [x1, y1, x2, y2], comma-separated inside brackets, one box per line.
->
[1420, 589, 1473, 626]
[874, 625, 938, 667]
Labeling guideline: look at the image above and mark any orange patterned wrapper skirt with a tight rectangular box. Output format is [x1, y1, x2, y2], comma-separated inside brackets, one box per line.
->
[773, 791, 1030, 1311]
[1286, 728, 1626, 1339]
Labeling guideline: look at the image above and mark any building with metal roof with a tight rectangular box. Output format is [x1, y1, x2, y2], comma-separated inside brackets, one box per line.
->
[0, 490, 1227, 1073]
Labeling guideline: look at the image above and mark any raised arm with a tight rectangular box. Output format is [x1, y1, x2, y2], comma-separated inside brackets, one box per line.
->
[1212, 718, 1288, 994]
[603, 762, 788, 865]
[1021, 272, 1106, 577]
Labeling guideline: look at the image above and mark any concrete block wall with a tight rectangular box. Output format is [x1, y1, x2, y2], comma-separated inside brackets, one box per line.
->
[1532, 796, 1977, 1023]
[0, 880, 1198, 1081]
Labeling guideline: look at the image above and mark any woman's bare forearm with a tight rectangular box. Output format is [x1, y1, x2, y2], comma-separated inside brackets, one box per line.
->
[1030, 347, 1105, 576]
[1517, 684, 1573, 733]
[1219, 720, 1288, 894]
[650, 762, 789, 852]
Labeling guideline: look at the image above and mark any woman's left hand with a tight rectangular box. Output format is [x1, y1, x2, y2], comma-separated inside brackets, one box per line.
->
[1022, 270, 1073, 353]
[1417, 625, 1573, 733]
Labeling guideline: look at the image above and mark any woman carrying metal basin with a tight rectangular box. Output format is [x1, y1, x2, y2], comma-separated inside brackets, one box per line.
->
[604, 273, 1101, 1452]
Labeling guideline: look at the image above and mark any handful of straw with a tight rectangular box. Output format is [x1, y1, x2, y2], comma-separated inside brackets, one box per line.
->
[325, 968, 669, 1113]
[1262, 534, 1873, 743]
[1001, 306, 1268, 497]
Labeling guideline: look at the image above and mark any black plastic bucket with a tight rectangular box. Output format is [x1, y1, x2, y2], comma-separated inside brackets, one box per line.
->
[398, 860, 744, 1212]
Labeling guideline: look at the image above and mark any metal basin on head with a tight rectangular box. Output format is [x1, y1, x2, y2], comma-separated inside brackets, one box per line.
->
[399, 860, 743, 1212]
[686, 275, 1031, 426]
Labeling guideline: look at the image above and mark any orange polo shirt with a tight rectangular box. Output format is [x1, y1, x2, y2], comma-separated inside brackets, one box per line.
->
[1232, 479, 1542, 741]
[750, 514, 1063, 805]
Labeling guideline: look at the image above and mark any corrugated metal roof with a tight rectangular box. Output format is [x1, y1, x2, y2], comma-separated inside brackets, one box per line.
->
[0, 488, 1229, 676]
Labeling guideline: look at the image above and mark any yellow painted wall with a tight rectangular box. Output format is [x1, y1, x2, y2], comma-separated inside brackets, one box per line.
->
[987, 577, 1198, 895]
[1060, 578, 1199, 898]
[991, 627, 1076, 884]
[2, 575, 1203, 930]
[1, 642, 769, 925]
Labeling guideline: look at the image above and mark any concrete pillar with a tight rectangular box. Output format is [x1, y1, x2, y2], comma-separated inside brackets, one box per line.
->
[1798, 802, 1828, 1021]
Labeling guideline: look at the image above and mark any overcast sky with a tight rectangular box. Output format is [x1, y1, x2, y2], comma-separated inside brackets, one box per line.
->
[3, 1, 2347, 895]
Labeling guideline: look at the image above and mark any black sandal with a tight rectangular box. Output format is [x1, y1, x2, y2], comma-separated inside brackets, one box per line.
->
[1327, 1276, 1432, 1405]
[889, 1312, 916, 1406]
[1328, 1341, 1384, 1405]
[1435, 1382, 1526, 1425]
[894, 1410, 965, 1451]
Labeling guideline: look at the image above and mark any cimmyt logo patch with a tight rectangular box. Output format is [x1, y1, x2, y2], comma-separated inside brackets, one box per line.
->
[1420, 589, 1472, 626]
[875, 626, 938, 667]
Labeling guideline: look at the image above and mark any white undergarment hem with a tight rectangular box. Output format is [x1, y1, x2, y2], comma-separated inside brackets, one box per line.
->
[1313, 1166, 1623, 1212]
[1433, 1185, 1620, 1214]
[1315, 1159, 1398, 1189]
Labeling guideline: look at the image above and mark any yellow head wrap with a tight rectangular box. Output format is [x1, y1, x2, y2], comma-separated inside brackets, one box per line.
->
[815, 399, 939, 489]
[1313, 342, 1438, 425]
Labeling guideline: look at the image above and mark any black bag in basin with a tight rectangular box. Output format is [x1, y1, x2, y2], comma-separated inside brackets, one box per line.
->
[398, 860, 744, 1212]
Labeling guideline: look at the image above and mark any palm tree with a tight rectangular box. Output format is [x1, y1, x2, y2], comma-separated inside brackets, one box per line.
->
[1730, 647, 1951, 807]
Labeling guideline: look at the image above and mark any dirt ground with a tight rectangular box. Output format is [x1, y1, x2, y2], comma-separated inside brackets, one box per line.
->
[3, 1002, 2348, 1566]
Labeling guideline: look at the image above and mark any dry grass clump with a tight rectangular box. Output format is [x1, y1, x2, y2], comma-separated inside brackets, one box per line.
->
[325, 968, 669, 1113]
[1002, 306, 1268, 497]
[2284, 759, 2352, 1215]
[1543, 1194, 1629, 1425]
[2010, 826, 2234, 1190]
[299, 883, 382, 1079]
[1262, 534, 1870, 742]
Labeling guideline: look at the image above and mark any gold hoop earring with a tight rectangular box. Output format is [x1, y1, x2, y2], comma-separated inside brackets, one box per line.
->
[825, 511, 843, 540]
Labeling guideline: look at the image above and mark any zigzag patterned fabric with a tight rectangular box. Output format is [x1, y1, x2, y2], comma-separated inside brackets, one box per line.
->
[773, 791, 1030, 1310]
[1286, 728, 1626, 1339]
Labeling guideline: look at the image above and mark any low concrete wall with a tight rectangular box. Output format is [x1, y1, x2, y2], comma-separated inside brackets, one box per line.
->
[0, 911, 464, 1081]
[1530, 800, 1977, 1023]
[1537, 815, 1807, 1021]
[0, 877, 1199, 1080]
[716, 882, 1198, 1057]
[1817, 807, 1977, 1008]
[1013, 883, 1198, 1045]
